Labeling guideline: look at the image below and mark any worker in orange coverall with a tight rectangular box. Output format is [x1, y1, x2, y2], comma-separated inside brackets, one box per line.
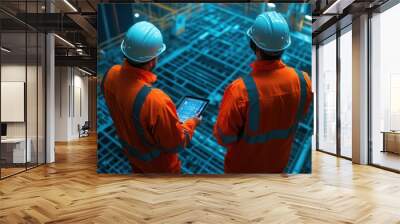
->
[102, 21, 201, 173]
[214, 12, 313, 173]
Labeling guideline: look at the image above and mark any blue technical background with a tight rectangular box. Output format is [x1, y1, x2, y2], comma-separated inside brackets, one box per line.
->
[97, 3, 313, 174]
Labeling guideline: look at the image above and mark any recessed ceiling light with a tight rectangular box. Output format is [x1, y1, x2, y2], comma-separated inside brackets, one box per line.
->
[63, 0, 78, 12]
[1, 47, 11, 53]
[323, 0, 342, 15]
[54, 34, 75, 48]
[78, 67, 93, 76]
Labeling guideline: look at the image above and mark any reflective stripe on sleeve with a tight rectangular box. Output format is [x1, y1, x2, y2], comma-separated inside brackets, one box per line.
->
[242, 74, 260, 132]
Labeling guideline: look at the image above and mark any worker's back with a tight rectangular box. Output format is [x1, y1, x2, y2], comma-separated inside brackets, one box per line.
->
[214, 60, 312, 173]
[102, 61, 184, 173]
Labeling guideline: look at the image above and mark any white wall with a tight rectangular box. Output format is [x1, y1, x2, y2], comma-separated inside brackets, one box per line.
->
[1, 65, 41, 138]
[54, 67, 89, 141]
[1, 65, 26, 139]
[1, 64, 46, 164]
[72, 73, 89, 138]
[55, 67, 69, 141]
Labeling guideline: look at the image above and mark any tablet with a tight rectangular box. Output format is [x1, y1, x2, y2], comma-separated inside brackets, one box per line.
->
[176, 96, 209, 122]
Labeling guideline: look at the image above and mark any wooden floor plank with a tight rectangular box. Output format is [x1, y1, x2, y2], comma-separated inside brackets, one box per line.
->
[0, 135, 399, 223]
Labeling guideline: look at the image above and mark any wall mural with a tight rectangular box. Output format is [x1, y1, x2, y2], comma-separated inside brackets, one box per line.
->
[97, 3, 313, 174]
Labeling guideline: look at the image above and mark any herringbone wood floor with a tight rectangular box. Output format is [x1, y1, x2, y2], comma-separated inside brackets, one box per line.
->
[1, 135, 400, 224]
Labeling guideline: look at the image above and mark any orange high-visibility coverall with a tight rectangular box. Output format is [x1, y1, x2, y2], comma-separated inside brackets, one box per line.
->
[102, 60, 198, 173]
[214, 60, 312, 173]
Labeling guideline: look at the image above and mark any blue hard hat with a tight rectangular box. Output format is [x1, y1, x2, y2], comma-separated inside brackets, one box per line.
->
[121, 21, 166, 63]
[247, 11, 291, 52]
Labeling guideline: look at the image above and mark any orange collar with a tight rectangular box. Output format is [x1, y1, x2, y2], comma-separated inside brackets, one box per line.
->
[250, 60, 286, 73]
[120, 60, 157, 84]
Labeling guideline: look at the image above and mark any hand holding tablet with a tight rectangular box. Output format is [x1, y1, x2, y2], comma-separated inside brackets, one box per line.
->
[176, 96, 209, 122]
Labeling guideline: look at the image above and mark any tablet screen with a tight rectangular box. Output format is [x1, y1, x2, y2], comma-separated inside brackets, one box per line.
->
[176, 97, 209, 122]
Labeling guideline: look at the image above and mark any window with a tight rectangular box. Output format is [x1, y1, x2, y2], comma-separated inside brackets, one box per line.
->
[370, 3, 400, 171]
[339, 28, 352, 158]
[0, 1, 47, 179]
[312, 45, 317, 150]
[317, 36, 337, 154]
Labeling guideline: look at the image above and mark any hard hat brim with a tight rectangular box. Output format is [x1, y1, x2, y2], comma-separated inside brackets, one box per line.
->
[120, 40, 166, 63]
[246, 27, 291, 52]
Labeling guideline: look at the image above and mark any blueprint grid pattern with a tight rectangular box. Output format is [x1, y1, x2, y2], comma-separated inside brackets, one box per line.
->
[97, 4, 312, 174]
